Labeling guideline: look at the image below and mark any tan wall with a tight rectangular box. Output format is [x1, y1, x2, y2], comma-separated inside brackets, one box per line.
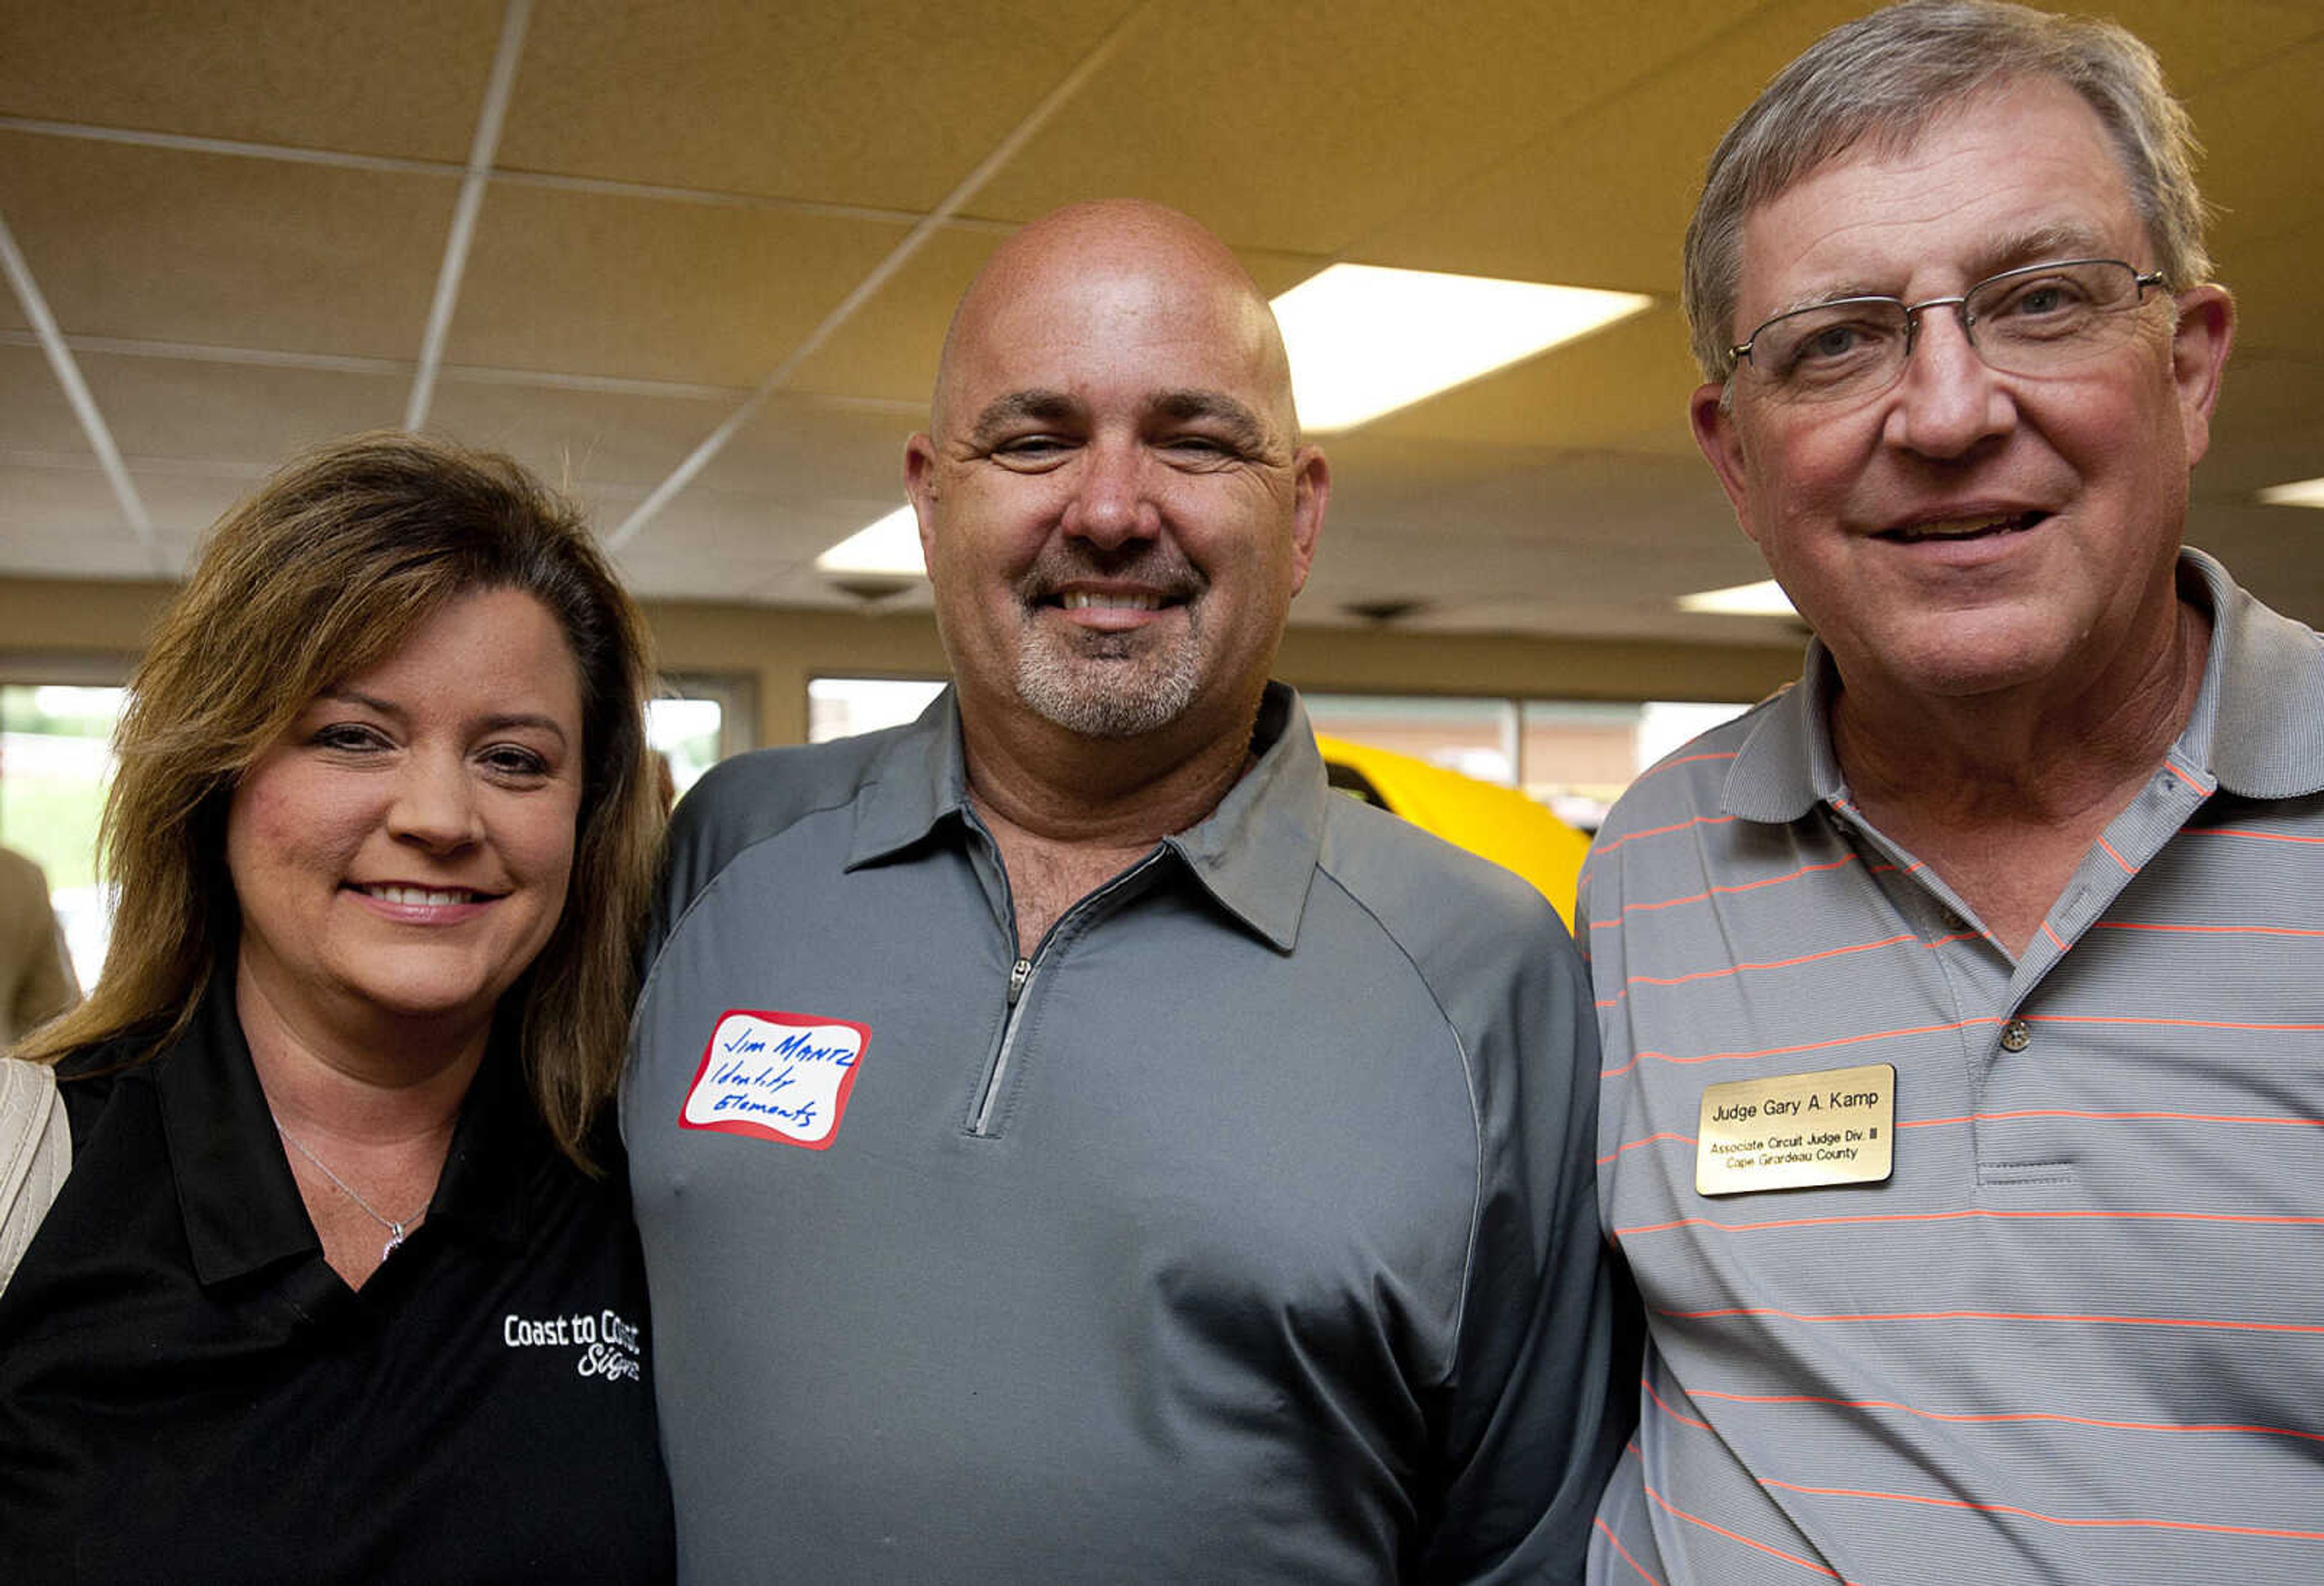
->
[0, 576, 1805, 748]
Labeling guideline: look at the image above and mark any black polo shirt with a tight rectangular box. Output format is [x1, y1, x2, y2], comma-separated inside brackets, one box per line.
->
[0, 981, 674, 1584]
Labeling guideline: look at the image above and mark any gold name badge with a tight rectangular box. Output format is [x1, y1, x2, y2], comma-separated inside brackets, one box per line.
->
[1696, 1063, 1896, 1197]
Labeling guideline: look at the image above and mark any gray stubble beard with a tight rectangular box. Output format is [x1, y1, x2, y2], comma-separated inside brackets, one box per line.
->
[1013, 606, 1205, 739]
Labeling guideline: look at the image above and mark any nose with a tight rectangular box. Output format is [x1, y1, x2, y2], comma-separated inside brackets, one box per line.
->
[387, 750, 483, 853]
[1885, 306, 2016, 459]
[1059, 436, 1162, 550]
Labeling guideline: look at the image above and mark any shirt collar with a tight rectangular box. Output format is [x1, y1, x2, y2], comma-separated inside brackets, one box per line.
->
[842, 680, 1327, 952]
[845, 687, 976, 868]
[1159, 683, 1328, 953]
[2173, 548, 2324, 799]
[159, 973, 544, 1287]
[156, 972, 317, 1287]
[1721, 547, 2324, 822]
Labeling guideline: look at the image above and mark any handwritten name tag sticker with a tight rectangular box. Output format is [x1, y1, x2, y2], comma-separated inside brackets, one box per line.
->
[680, 1009, 870, 1150]
[1696, 1062, 1895, 1197]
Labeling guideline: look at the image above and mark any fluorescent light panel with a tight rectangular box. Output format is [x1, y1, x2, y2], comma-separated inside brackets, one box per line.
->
[2259, 477, 2324, 510]
[815, 505, 925, 577]
[1272, 263, 1652, 432]
[1678, 580, 1797, 618]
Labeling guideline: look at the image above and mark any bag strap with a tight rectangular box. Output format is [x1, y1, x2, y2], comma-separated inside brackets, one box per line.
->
[0, 1057, 72, 1291]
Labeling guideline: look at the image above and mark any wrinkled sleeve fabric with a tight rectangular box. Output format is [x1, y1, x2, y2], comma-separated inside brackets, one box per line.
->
[1321, 814, 1630, 1583]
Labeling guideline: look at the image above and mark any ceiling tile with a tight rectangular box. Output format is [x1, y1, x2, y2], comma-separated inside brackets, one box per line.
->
[0, 344, 91, 456]
[686, 395, 921, 508]
[974, 0, 1743, 255]
[79, 354, 407, 464]
[445, 182, 910, 385]
[0, 0, 501, 161]
[2189, 34, 2324, 264]
[0, 133, 450, 357]
[424, 381, 746, 491]
[497, 0, 1134, 211]
[0, 464, 159, 577]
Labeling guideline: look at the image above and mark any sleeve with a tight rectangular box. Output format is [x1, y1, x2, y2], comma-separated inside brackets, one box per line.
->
[1416, 924, 1633, 1584]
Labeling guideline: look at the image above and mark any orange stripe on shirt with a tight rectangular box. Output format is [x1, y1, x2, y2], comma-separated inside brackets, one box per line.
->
[1755, 1478, 2324, 1542]
[1617, 1207, 2324, 1238]
[1584, 812, 1740, 865]
[2185, 825, 2324, 846]
[1678, 1385, 2324, 1446]
[2024, 1012, 2324, 1034]
[1599, 1130, 1697, 1166]
[1615, 935, 1919, 992]
[1591, 854, 1860, 929]
[1603, 1017, 2001, 1077]
[1592, 1515, 1666, 1586]
[2091, 920, 2324, 939]
[1641, 1475, 1847, 1580]
[1658, 1304, 2324, 1335]
[1899, 1107, 2324, 1130]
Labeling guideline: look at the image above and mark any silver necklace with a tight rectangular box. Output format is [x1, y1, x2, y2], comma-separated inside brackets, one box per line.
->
[274, 1121, 425, 1263]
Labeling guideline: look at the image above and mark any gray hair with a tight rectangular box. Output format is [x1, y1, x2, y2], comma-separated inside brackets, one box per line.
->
[1682, 0, 2210, 382]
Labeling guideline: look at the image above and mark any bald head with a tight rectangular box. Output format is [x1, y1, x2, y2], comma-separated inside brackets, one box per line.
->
[930, 200, 1299, 448]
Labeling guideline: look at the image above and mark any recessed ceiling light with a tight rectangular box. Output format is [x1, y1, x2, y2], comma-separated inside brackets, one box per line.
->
[1678, 579, 1798, 618]
[1271, 263, 1653, 432]
[2258, 477, 2324, 510]
[815, 505, 925, 578]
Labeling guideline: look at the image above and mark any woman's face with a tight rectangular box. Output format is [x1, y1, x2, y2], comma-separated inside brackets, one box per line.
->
[226, 588, 586, 1056]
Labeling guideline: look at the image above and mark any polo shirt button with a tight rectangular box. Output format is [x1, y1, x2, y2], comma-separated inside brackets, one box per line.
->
[2000, 1019, 2032, 1052]
[1940, 909, 1966, 932]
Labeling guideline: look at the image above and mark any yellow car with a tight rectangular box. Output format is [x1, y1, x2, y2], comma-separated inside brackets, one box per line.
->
[1314, 733, 1589, 930]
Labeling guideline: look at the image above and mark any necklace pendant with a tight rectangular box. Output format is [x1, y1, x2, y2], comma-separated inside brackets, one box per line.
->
[382, 1224, 407, 1262]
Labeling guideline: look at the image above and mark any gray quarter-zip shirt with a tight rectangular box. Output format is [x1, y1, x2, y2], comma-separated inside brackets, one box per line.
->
[624, 683, 1623, 1582]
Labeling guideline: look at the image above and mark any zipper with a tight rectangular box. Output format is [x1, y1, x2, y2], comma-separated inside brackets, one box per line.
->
[964, 848, 1169, 1138]
[968, 954, 1037, 1136]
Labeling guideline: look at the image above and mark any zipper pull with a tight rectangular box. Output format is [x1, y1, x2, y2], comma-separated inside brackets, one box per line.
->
[1006, 956, 1032, 1005]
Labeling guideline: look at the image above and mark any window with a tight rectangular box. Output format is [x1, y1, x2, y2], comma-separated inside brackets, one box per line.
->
[807, 677, 947, 744]
[0, 683, 128, 989]
[805, 678, 1750, 831]
[652, 671, 759, 802]
[1308, 693, 1751, 833]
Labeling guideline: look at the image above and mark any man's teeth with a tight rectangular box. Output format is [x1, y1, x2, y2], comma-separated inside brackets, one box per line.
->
[363, 885, 480, 906]
[1890, 512, 2034, 542]
[1060, 591, 1163, 611]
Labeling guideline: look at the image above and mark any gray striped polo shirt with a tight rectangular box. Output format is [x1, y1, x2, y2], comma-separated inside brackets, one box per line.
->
[1583, 549, 2324, 1584]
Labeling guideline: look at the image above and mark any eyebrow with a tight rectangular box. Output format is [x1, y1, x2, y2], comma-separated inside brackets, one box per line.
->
[1765, 222, 2125, 321]
[1151, 389, 1272, 450]
[319, 689, 572, 743]
[966, 390, 1079, 447]
[965, 387, 1276, 450]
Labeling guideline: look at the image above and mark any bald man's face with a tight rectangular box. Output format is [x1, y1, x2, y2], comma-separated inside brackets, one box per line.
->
[906, 230, 1325, 749]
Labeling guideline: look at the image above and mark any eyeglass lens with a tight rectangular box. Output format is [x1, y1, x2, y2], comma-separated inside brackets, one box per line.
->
[1744, 260, 2152, 402]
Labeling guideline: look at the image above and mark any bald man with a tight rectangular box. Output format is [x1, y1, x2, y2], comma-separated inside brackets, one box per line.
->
[624, 202, 1625, 1582]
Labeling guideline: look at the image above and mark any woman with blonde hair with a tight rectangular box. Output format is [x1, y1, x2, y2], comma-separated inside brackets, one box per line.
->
[0, 433, 674, 1581]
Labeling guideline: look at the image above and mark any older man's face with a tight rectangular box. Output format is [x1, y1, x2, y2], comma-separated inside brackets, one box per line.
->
[1692, 76, 2231, 708]
[908, 218, 1324, 749]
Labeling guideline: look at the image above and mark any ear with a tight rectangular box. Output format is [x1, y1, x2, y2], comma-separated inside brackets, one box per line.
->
[1689, 381, 1761, 545]
[2168, 284, 2234, 468]
[1286, 446, 1329, 595]
[904, 433, 940, 571]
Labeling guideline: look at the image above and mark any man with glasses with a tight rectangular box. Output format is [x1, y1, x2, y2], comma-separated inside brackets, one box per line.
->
[1585, 4, 2319, 1581]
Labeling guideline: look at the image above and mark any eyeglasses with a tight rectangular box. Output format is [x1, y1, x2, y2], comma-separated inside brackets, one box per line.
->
[1728, 258, 2169, 405]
